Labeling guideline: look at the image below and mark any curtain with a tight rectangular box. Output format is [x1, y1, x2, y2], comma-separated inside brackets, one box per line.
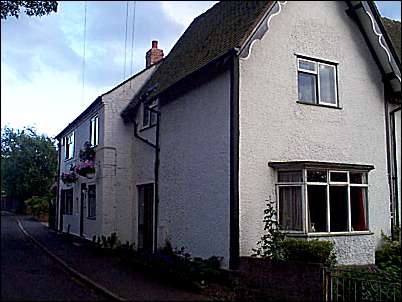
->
[279, 186, 302, 231]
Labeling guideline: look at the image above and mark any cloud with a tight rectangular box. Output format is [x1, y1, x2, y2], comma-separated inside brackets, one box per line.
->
[1, 1, 218, 137]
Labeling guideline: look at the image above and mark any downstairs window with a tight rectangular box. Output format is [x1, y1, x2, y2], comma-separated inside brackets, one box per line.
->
[274, 165, 371, 234]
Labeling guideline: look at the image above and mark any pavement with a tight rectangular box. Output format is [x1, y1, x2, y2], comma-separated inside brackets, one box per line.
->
[4, 213, 209, 301]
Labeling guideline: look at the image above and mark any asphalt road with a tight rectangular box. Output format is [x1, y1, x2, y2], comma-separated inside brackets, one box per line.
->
[1, 213, 104, 301]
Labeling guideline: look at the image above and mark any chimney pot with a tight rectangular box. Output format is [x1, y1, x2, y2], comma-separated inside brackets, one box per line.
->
[152, 40, 158, 48]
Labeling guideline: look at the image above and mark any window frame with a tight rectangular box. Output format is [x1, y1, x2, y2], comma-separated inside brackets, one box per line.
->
[276, 168, 370, 235]
[87, 184, 96, 219]
[297, 57, 338, 107]
[90, 115, 99, 147]
[142, 102, 157, 129]
[64, 131, 75, 161]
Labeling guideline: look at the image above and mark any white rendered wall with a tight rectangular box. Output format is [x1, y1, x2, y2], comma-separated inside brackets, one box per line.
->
[101, 65, 157, 243]
[239, 1, 389, 265]
[159, 70, 231, 268]
[58, 104, 104, 239]
[57, 65, 157, 243]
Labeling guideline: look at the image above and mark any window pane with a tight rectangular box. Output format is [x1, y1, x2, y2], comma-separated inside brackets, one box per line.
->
[319, 64, 336, 104]
[351, 187, 368, 231]
[350, 172, 367, 184]
[329, 186, 348, 232]
[88, 185, 96, 218]
[330, 172, 347, 182]
[143, 106, 149, 126]
[298, 59, 316, 72]
[279, 186, 303, 231]
[307, 185, 327, 232]
[298, 73, 317, 103]
[307, 170, 327, 182]
[278, 171, 302, 182]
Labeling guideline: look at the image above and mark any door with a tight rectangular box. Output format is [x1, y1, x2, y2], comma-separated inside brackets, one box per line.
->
[60, 189, 65, 231]
[80, 183, 86, 237]
[138, 184, 154, 252]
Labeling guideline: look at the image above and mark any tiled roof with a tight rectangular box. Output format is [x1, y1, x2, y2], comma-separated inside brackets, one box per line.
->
[121, 2, 401, 120]
[381, 17, 401, 62]
[121, 1, 273, 120]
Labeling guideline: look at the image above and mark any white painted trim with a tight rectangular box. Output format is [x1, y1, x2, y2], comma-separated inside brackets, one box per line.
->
[240, 1, 288, 60]
[360, 2, 401, 82]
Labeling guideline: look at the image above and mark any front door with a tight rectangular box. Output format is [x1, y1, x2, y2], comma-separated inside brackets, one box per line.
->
[138, 184, 154, 252]
[80, 183, 86, 237]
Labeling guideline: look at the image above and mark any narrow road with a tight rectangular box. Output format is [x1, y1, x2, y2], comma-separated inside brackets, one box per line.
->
[1, 213, 104, 301]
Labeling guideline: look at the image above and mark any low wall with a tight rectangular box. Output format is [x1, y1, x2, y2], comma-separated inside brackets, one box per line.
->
[234, 257, 325, 301]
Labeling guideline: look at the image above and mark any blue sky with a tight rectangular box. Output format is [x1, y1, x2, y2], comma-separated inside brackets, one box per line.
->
[1, 1, 400, 137]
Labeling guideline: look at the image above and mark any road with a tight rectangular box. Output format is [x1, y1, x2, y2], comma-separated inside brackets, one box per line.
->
[1, 213, 104, 301]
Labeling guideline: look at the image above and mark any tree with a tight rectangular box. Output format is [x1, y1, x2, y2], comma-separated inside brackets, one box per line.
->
[1, 126, 58, 211]
[1, 1, 58, 20]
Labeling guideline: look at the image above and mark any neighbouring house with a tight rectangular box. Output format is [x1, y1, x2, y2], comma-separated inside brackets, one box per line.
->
[121, 1, 401, 269]
[54, 42, 163, 241]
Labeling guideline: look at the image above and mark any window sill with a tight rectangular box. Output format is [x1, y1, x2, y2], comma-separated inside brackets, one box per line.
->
[87, 216, 96, 220]
[139, 124, 156, 132]
[297, 101, 342, 110]
[286, 231, 373, 238]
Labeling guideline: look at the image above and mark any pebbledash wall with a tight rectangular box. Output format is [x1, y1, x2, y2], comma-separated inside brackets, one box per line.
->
[58, 64, 157, 243]
[159, 69, 231, 268]
[238, 1, 389, 265]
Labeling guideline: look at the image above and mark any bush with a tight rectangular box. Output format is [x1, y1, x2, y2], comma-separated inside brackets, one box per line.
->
[281, 238, 337, 268]
[24, 195, 49, 217]
[375, 231, 401, 283]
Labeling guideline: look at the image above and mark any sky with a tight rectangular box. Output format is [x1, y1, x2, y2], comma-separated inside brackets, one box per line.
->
[1, 1, 400, 138]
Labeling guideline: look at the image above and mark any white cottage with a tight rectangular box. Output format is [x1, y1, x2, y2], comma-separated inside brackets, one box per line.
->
[55, 43, 162, 242]
[121, 1, 401, 269]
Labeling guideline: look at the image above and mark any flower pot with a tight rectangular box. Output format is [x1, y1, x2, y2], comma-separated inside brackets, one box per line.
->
[86, 172, 95, 179]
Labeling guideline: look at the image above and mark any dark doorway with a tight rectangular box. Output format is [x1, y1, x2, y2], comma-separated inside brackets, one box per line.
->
[138, 184, 154, 252]
[60, 189, 65, 231]
[80, 183, 87, 237]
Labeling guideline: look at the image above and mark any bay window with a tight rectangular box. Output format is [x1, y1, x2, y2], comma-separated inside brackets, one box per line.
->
[271, 162, 372, 234]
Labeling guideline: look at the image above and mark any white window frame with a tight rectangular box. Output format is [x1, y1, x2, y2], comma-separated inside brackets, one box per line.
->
[142, 102, 157, 129]
[87, 184, 96, 219]
[90, 115, 99, 147]
[276, 168, 369, 235]
[297, 57, 338, 107]
[64, 131, 75, 160]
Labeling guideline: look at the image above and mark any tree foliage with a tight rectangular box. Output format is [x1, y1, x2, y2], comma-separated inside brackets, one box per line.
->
[1, 1, 58, 20]
[1, 126, 58, 202]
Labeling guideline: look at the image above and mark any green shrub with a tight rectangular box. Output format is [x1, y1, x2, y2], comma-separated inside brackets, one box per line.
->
[24, 195, 49, 217]
[281, 238, 337, 268]
[375, 232, 401, 283]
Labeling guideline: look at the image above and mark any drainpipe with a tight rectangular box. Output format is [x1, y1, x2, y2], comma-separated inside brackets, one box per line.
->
[384, 89, 395, 241]
[390, 106, 401, 233]
[56, 140, 62, 232]
[148, 106, 160, 253]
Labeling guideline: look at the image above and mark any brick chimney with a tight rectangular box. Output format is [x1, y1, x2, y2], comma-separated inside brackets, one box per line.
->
[146, 40, 164, 68]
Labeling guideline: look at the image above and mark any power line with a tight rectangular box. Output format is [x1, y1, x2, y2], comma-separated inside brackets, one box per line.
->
[130, 1, 137, 81]
[81, 1, 87, 105]
[123, 1, 129, 83]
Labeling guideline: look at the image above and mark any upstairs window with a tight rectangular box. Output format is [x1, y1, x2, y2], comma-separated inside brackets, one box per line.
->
[275, 166, 370, 234]
[90, 116, 99, 146]
[64, 131, 75, 160]
[297, 57, 338, 106]
[142, 102, 157, 128]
